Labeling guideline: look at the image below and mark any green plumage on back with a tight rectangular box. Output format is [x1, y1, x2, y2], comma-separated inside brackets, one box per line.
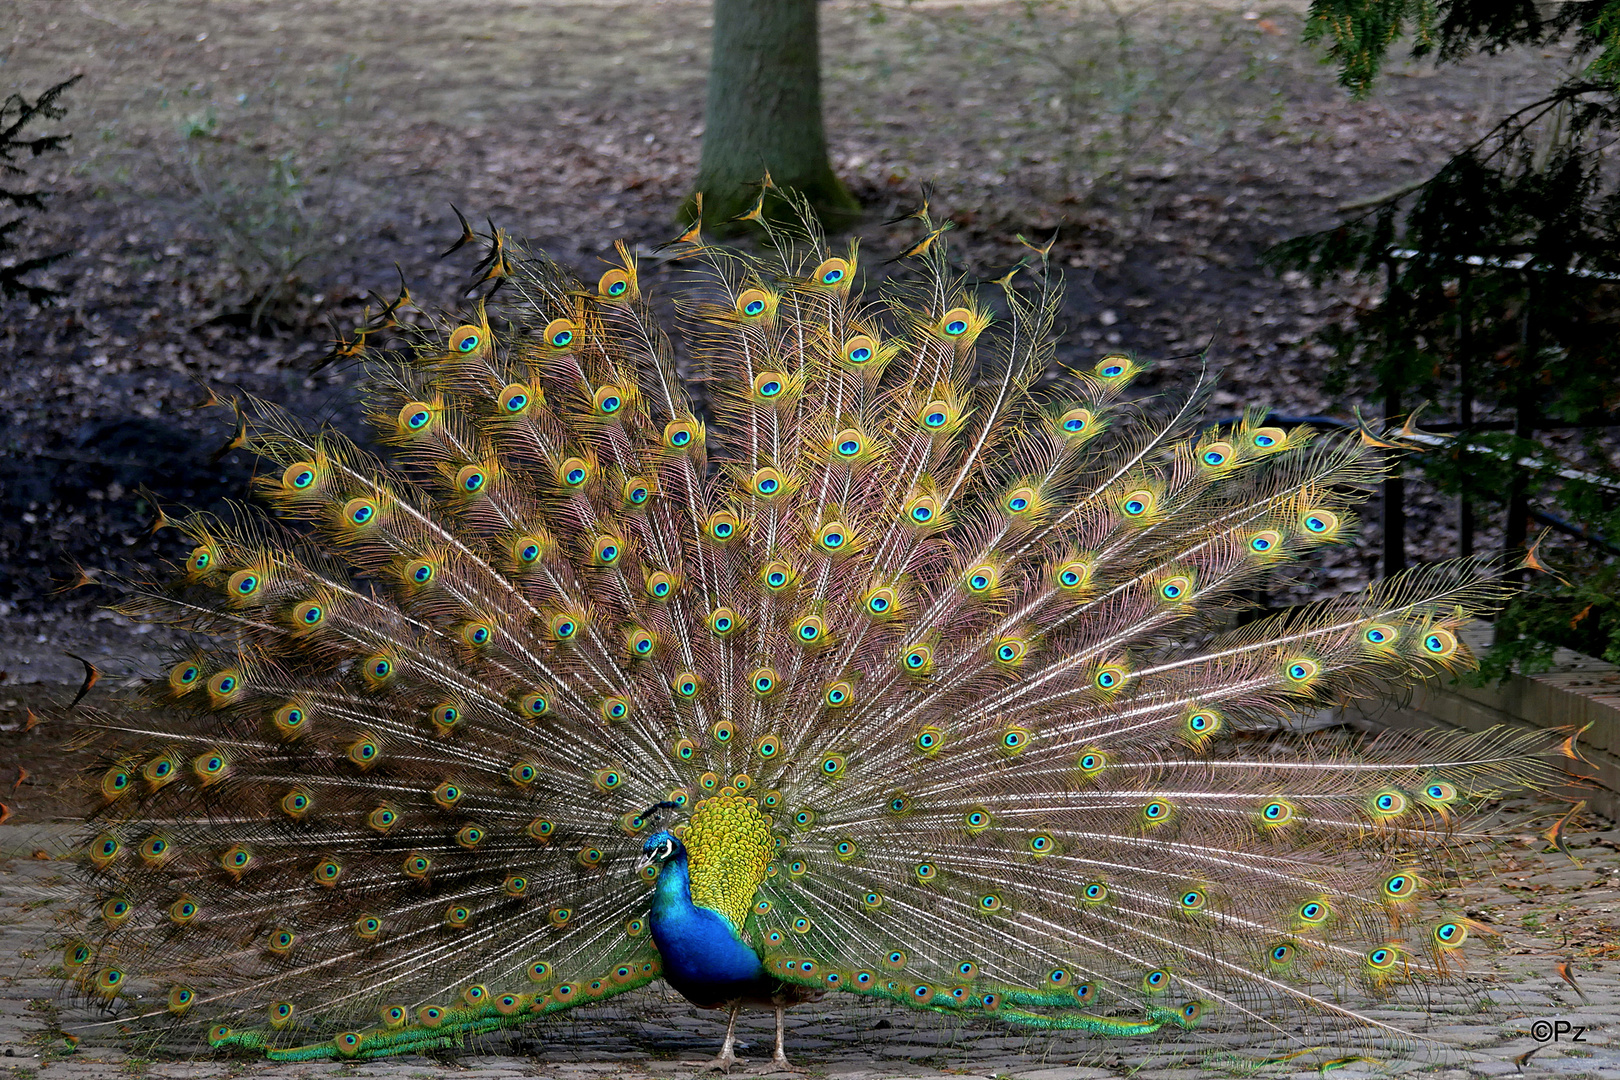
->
[60, 202, 1567, 1064]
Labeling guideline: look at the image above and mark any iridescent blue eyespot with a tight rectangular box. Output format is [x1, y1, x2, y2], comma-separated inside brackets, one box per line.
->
[744, 300, 765, 316]
[1102, 364, 1124, 377]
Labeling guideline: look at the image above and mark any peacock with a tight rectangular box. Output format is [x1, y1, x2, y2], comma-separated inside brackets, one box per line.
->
[61, 197, 1571, 1070]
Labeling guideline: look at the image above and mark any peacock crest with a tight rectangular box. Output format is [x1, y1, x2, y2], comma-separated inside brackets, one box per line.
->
[60, 201, 1565, 1063]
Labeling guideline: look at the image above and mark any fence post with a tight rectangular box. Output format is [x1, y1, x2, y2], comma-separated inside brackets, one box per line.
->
[1456, 267, 1475, 557]
[1504, 269, 1539, 561]
[1382, 255, 1406, 576]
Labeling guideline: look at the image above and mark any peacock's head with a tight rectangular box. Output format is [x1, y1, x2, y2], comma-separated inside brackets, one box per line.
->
[637, 829, 683, 872]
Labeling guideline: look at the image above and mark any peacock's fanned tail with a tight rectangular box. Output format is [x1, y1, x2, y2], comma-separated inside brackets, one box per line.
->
[62, 212, 1568, 1060]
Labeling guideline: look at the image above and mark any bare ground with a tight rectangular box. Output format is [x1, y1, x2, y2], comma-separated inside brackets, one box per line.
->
[0, 2, 1587, 668]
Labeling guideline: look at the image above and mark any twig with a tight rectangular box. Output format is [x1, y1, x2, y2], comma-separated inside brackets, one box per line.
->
[1336, 176, 1429, 213]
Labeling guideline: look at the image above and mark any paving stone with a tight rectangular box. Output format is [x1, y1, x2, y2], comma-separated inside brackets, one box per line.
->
[1, 817, 1619, 1079]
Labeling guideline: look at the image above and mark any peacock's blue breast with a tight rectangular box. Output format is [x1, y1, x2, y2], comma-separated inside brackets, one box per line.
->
[648, 845, 775, 1007]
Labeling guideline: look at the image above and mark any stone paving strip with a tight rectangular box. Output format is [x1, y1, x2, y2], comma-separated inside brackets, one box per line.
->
[0, 805, 1613, 1080]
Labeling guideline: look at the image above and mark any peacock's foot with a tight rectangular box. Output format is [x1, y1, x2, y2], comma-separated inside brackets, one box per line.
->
[697, 1048, 739, 1074]
[767, 1052, 808, 1075]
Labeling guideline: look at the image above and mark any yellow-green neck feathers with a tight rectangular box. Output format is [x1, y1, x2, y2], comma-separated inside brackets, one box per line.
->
[682, 794, 773, 931]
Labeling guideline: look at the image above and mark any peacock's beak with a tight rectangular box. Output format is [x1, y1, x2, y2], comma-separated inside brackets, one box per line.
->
[634, 850, 655, 872]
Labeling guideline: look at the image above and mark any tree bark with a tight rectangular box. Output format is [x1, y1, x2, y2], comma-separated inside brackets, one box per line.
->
[686, 0, 860, 231]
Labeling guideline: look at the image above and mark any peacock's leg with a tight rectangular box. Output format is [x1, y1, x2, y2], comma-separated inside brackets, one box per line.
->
[699, 1001, 742, 1074]
[769, 1002, 806, 1074]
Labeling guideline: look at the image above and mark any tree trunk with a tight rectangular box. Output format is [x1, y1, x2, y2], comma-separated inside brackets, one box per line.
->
[686, 0, 860, 231]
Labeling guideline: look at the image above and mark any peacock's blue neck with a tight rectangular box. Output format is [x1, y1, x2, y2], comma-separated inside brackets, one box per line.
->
[648, 845, 775, 1007]
[649, 847, 699, 921]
